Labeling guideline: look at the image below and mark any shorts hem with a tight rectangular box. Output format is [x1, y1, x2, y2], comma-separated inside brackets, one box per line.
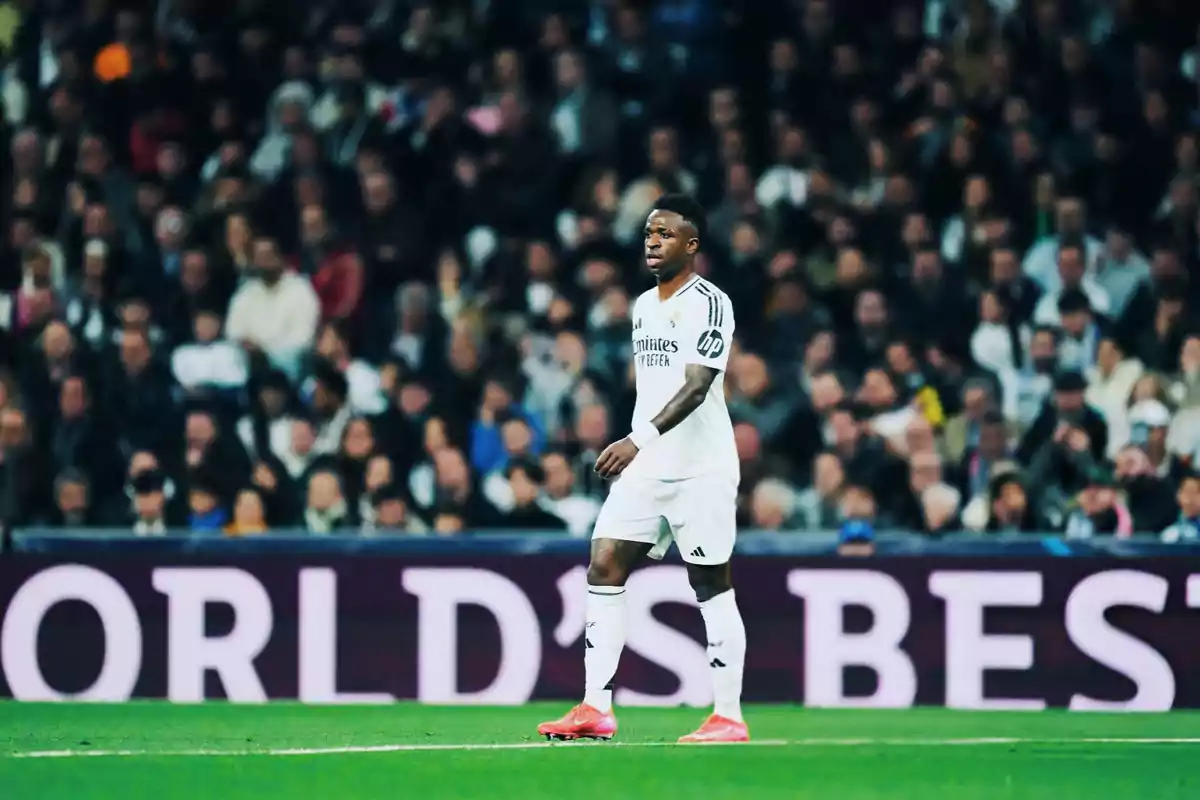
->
[679, 553, 733, 566]
[591, 529, 660, 544]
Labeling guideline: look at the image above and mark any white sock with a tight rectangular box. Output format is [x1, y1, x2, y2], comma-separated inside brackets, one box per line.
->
[700, 589, 746, 723]
[582, 584, 627, 713]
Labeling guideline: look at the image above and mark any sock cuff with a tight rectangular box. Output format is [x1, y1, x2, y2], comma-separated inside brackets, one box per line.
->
[699, 588, 736, 609]
[588, 584, 627, 596]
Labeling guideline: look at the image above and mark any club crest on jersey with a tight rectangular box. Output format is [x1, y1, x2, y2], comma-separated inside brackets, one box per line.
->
[696, 328, 725, 358]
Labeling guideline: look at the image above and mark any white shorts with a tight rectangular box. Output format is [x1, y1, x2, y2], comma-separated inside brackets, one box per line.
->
[592, 475, 737, 565]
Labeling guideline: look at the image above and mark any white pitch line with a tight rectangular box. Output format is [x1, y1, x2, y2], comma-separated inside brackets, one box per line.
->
[1075, 743, 1200, 748]
[7, 740, 791, 759]
[6, 737, 1200, 759]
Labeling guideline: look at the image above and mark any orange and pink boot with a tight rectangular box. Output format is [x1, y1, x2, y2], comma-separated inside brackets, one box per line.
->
[677, 714, 750, 744]
[537, 704, 618, 741]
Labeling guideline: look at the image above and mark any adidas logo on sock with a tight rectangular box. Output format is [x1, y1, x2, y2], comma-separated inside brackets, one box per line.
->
[690, 547, 706, 558]
[709, 658, 726, 668]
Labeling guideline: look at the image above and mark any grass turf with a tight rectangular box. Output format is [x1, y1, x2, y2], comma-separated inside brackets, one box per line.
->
[0, 703, 1197, 799]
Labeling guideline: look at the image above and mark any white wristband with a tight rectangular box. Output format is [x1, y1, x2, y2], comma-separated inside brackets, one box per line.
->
[629, 420, 661, 450]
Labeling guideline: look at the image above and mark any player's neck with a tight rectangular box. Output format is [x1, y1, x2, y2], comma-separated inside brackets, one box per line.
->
[656, 266, 696, 301]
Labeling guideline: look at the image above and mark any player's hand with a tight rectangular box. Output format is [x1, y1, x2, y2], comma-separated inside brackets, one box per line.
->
[594, 437, 639, 479]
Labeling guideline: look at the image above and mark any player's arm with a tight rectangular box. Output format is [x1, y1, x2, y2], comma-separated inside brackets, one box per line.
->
[649, 363, 719, 435]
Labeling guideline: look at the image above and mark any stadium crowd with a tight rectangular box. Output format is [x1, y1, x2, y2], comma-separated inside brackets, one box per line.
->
[2, 0, 1200, 541]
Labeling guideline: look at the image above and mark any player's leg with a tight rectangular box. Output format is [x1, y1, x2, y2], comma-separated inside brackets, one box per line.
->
[538, 478, 663, 740]
[687, 560, 747, 725]
[583, 536, 653, 713]
[671, 478, 749, 743]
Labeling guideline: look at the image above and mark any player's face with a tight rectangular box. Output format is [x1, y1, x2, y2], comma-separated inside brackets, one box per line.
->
[643, 210, 696, 281]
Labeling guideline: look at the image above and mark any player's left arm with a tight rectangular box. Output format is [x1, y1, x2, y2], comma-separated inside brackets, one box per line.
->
[595, 288, 733, 478]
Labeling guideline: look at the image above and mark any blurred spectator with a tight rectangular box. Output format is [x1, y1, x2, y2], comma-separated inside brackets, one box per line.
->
[540, 449, 600, 536]
[748, 478, 800, 530]
[187, 472, 228, 532]
[367, 482, 425, 535]
[432, 446, 501, 529]
[1161, 472, 1200, 542]
[171, 308, 249, 401]
[1086, 336, 1144, 454]
[969, 471, 1044, 533]
[1115, 445, 1177, 533]
[130, 468, 170, 535]
[226, 487, 269, 536]
[942, 380, 995, 465]
[1128, 398, 1184, 480]
[504, 460, 566, 530]
[796, 451, 844, 530]
[1018, 371, 1108, 465]
[1032, 245, 1111, 327]
[315, 321, 386, 415]
[1064, 469, 1133, 539]
[48, 469, 93, 527]
[305, 468, 349, 534]
[921, 482, 962, 535]
[836, 485, 876, 557]
[225, 237, 320, 378]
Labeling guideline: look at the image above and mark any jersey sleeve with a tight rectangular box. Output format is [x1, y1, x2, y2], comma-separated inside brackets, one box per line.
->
[680, 284, 734, 372]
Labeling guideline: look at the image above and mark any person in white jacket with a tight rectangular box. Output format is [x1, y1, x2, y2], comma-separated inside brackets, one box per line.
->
[171, 307, 249, 395]
[224, 237, 320, 380]
[249, 81, 314, 182]
[1085, 337, 1144, 457]
[1022, 197, 1103, 292]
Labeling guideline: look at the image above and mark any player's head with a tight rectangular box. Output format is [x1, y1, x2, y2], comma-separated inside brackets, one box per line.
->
[644, 193, 705, 282]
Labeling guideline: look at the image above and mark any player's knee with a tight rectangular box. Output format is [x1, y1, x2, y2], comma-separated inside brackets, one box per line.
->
[587, 542, 630, 587]
[687, 563, 731, 603]
[586, 558, 628, 587]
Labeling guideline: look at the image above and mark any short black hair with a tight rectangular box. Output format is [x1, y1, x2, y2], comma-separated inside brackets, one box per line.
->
[312, 359, 349, 400]
[1057, 288, 1091, 314]
[1032, 325, 1060, 342]
[372, 481, 407, 505]
[506, 458, 545, 483]
[1056, 241, 1085, 260]
[989, 471, 1024, 496]
[652, 193, 707, 245]
[981, 409, 1006, 427]
[1157, 277, 1188, 303]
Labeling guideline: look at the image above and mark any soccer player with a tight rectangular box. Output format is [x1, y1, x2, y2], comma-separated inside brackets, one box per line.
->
[538, 195, 748, 744]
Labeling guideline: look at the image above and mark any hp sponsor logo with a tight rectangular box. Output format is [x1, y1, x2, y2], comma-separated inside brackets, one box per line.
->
[696, 329, 724, 358]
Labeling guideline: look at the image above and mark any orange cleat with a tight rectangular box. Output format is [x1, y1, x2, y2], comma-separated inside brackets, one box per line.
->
[537, 704, 618, 741]
[677, 714, 750, 744]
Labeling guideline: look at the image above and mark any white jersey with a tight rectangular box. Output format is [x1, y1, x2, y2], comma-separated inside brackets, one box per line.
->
[624, 275, 738, 482]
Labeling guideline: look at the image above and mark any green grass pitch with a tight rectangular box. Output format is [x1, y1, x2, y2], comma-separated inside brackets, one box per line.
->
[0, 703, 1197, 799]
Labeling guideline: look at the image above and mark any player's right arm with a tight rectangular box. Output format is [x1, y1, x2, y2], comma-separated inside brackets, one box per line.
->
[593, 362, 718, 479]
[647, 363, 719, 436]
[594, 286, 734, 479]
[644, 283, 734, 436]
